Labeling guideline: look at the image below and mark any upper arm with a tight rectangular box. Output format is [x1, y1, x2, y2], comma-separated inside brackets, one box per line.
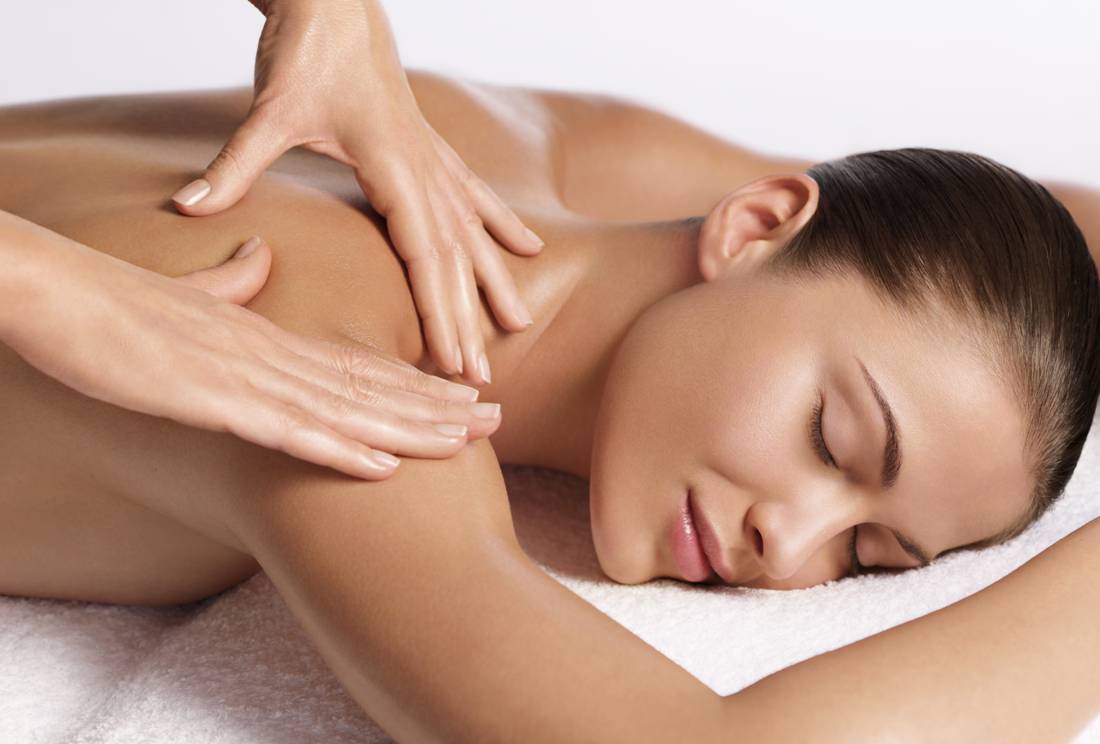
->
[221, 439, 726, 742]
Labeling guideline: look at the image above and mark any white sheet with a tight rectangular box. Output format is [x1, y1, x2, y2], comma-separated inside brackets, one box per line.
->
[2, 431, 1098, 742]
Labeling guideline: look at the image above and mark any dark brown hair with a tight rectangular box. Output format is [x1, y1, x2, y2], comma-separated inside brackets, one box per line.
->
[768, 147, 1100, 547]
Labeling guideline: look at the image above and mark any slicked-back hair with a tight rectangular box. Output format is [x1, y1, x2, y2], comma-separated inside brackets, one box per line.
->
[767, 148, 1100, 547]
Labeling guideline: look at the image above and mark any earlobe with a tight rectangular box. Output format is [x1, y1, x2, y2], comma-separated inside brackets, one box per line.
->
[697, 173, 818, 282]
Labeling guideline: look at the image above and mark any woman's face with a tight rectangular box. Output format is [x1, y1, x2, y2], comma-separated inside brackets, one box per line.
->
[589, 261, 1033, 590]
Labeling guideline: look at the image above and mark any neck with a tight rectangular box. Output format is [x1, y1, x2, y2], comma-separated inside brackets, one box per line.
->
[487, 215, 704, 477]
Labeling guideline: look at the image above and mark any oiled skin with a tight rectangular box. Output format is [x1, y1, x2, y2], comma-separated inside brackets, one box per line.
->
[0, 73, 802, 603]
[1, 74, 1098, 742]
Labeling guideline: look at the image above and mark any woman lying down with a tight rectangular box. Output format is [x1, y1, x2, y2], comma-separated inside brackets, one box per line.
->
[1, 67, 1099, 741]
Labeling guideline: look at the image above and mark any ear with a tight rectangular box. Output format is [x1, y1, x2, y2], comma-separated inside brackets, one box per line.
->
[698, 173, 819, 282]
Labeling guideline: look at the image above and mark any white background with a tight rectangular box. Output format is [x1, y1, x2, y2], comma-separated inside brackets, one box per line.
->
[0, 0, 1097, 185]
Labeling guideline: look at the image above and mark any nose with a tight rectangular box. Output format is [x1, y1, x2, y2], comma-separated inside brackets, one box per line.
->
[743, 494, 860, 581]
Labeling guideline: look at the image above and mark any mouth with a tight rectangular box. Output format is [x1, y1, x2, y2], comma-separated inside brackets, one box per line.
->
[670, 489, 731, 583]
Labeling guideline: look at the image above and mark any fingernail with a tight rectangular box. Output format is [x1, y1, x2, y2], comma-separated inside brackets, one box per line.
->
[477, 353, 492, 384]
[524, 227, 545, 248]
[446, 382, 480, 402]
[515, 302, 534, 328]
[371, 451, 401, 469]
[471, 402, 501, 419]
[434, 423, 469, 438]
[172, 178, 212, 207]
[234, 235, 262, 259]
[453, 348, 464, 375]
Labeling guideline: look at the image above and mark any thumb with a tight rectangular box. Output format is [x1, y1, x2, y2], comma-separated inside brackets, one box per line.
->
[171, 110, 287, 216]
[174, 236, 272, 306]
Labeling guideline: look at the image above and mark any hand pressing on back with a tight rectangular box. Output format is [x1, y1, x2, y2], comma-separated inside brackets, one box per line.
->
[0, 211, 502, 481]
[171, 0, 543, 387]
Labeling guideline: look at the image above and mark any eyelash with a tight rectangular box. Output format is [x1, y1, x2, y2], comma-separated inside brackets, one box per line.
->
[812, 396, 868, 578]
[810, 394, 837, 468]
[846, 527, 866, 577]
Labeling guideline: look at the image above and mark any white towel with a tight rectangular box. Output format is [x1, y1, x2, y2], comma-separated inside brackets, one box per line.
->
[3, 431, 1098, 743]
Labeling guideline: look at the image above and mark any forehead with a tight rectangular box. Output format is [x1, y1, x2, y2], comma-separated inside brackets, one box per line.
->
[770, 270, 1033, 545]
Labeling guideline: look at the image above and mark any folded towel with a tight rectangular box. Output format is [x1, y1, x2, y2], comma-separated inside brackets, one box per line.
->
[3, 429, 1098, 743]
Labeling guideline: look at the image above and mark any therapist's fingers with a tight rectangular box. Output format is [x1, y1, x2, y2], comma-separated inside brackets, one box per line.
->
[382, 187, 468, 378]
[224, 394, 403, 480]
[430, 128, 544, 257]
[246, 327, 503, 440]
[172, 107, 289, 216]
[436, 169, 533, 334]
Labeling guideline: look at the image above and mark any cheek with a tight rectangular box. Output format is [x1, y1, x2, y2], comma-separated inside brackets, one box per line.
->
[588, 296, 722, 577]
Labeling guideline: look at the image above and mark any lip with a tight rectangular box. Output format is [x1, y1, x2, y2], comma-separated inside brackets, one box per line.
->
[689, 491, 736, 584]
[670, 489, 733, 584]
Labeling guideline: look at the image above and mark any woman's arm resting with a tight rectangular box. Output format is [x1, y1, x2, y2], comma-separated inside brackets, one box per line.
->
[226, 441, 726, 743]
[726, 516, 1100, 742]
[219, 436, 1098, 743]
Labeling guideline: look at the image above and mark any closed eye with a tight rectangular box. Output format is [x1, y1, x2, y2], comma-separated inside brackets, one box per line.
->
[810, 393, 837, 468]
[847, 527, 916, 578]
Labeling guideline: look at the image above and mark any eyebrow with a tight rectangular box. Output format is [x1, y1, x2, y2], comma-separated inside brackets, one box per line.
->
[856, 358, 933, 567]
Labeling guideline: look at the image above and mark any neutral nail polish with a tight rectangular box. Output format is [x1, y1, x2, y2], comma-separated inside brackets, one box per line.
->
[453, 348, 464, 375]
[172, 178, 212, 207]
[234, 235, 262, 259]
[515, 303, 534, 328]
[435, 423, 469, 437]
[371, 451, 401, 469]
[477, 353, 492, 384]
[524, 227, 545, 248]
[447, 382, 480, 402]
[471, 402, 501, 419]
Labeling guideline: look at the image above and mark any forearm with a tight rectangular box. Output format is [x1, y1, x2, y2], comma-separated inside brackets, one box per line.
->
[225, 433, 1100, 742]
[725, 516, 1100, 742]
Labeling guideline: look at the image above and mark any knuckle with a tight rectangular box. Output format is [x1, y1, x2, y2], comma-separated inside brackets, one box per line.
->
[342, 374, 387, 409]
[322, 390, 358, 420]
[275, 406, 312, 441]
[332, 344, 378, 378]
[428, 396, 456, 420]
[459, 208, 483, 231]
[406, 244, 446, 267]
[456, 163, 476, 185]
[211, 144, 248, 177]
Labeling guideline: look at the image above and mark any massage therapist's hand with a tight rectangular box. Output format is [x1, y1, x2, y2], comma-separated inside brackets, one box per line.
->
[170, 0, 543, 386]
[0, 212, 503, 481]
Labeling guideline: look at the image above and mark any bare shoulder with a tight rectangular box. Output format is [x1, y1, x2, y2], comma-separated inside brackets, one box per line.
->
[227, 436, 519, 563]
[528, 88, 815, 220]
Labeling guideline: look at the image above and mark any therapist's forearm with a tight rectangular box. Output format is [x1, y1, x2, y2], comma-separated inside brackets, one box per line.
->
[724, 516, 1100, 742]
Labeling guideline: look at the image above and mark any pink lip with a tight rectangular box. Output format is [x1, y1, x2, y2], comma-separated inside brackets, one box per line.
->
[689, 492, 735, 584]
[670, 489, 732, 583]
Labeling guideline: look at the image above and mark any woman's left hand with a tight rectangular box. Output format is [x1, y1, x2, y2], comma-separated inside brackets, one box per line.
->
[170, 0, 542, 387]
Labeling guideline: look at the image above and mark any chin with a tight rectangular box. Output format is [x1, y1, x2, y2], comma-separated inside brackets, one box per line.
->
[589, 507, 654, 585]
[597, 554, 652, 585]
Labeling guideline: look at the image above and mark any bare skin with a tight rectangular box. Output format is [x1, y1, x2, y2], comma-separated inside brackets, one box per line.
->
[0, 74, 1098, 740]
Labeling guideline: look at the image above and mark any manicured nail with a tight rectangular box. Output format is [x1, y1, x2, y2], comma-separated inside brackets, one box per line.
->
[434, 423, 468, 437]
[234, 235, 262, 259]
[452, 347, 464, 375]
[471, 402, 501, 419]
[172, 178, 212, 207]
[446, 382, 480, 402]
[524, 227, 545, 248]
[515, 302, 534, 328]
[477, 353, 492, 384]
[371, 451, 401, 469]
